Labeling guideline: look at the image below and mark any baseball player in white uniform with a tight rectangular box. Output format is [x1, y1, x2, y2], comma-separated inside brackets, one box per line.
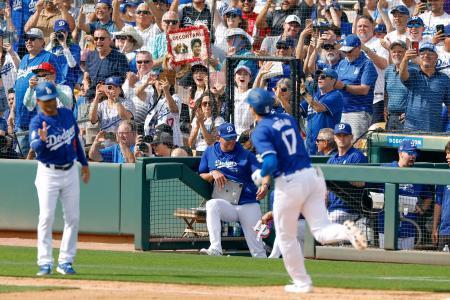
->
[29, 82, 90, 276]
[246, 88, 367, 293]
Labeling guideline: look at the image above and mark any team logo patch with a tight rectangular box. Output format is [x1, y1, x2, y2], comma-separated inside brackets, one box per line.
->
[227, 126, 233, 133]
[338, 124, 345, 130]
[45, 87, 52, 94]
[58, 20, 65, 26]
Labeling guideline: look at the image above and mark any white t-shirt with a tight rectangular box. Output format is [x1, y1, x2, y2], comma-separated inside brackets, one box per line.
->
[233, 88, 253, 136]
[419, 11, 450, 37]
[363, 36, 389, 104]
[97, 97, 136, 132]
[122, 75, 155, 123]
[436, 46, 450, 77]
[385, 30, 408, 43]
[144, 94, 183, 147]
[135, 24, 162, 52]
[0, 54, 17, 93]
[190, 116, 224, 151]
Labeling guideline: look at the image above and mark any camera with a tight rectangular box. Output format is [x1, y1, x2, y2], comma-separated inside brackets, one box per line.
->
[137, 143, 149, 153]
[56, 32, 65, 41]
[357, 0, 365, 15]
[313, 22, 331, 33]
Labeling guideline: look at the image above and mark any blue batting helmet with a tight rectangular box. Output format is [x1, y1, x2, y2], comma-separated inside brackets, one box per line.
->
[245, 88, 274, 115]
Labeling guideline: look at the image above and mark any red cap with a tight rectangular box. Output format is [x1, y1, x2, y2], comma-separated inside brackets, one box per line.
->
[32, 62, 56, 75]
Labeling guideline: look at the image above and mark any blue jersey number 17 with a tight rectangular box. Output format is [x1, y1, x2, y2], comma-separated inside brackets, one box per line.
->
[281, 128, 297, 155]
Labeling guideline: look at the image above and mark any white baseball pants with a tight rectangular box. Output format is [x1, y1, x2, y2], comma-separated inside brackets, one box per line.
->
[35, 162, 80, 266]
[205, 199, 267, 258]
[273, 167, 354, 286]
[269, 219, 306, 259]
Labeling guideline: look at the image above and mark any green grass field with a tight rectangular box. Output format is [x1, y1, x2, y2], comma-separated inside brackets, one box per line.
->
[0, 245, 449, 292]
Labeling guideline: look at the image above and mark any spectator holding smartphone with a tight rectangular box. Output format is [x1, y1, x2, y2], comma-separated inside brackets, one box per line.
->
[89, 76, 135, 133]
[417, 0, 450, 38]
[436, 25, 450, 77]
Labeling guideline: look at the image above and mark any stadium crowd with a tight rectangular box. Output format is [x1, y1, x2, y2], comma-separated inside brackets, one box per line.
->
[0, 0, 448, 250]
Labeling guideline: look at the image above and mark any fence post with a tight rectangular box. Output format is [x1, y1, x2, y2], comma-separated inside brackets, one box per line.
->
[226, 56, 234, 124]
[384, 183, 399, 250]
[135, 159, 150, 250]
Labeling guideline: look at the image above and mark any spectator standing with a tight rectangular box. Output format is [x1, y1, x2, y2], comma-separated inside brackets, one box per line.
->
[384, 5, 409, 44]
[89, 75, 135, 133]
[237, 0, 269, 50]
[177, 0, 212, 29]
[384, 40, 410, 131]
[374, 24, 387, 39]
[150, 123, 175, 156]
[316, 127, 337, 156]
[85, 28, 129, 97]
[407, 16, 432, 45]
[327, 123, 368, 224]
[260, 15, 301, 56]
[436, 26, 450, 76]
[305, 38, 342, 75]
[14, 28, 62, 156]
[356, 16, 389, 124]
[10, 0, 37, 56]
[151, 10, 179, 69]
[399, 42, 450, 132]
[198, 122, 269, 257]
[300, 68, 343, 155]
[0, 2, 17, 47]
[77, 0, 123, 35]
[134, 2, 162, 50]
[24, 0, 75, 45]
[45, 19, 81, 91]
[433, 140, 450, 250]
[112, 25, 144, 73]
[378, 140, 433, 250]
[335, 34, 378, 141]
[233, 65, 253, 136]
[417, 0, 450, 38]
[0, 31, 20, 94]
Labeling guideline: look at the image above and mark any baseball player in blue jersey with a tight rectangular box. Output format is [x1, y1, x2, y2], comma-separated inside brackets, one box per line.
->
[29, 82, 90, 276]
[246, 88, 367, 294]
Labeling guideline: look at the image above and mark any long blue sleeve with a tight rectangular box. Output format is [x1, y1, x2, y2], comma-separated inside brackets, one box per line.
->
[260, 153, 278, 177]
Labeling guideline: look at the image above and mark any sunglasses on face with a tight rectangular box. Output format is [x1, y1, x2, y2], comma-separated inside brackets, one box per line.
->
[226, 13, 239, 18]
[322, 44, 335, 50]
[106, 85, 117, 90]
[163, 20, 178, 25]
[94, 36, 107, 41]
[201, 101, 211, 107]
[318, 74, 332, 80]
[137, 60, 151, 64]
[276, 44, 289, 50]
[407, 22, 423, 28]
[116, 35, 131, 40]
[136, 10, 150, 15]
[25, 36, 38, 42]
[279, 87, 288, 92]
[241, 0, 253, 2]
[37, 73, 52, 78]
[316, 138, 326, 143]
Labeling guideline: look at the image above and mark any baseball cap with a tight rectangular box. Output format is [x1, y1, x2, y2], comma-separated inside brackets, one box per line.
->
[234, 65, 252, 77]
[223, 6, 242, 17]
[398, 139, 417, 155]
[226, 28, 253, 44]
[419, 42, 436, 53]
[151, 124, 174, 145]
[407, 16, 424, 27]
[374, 24, 387, 33]
[191, 62, 208, 73]
[105, 76, 123, 87]
[390, 40, 407, 49]
[218, 123, 237, 141]
[276, 37, 296, 48]
[285, 15, 301, 25]
[35, 82, 58, 101]
[334, 123, 352, 135]
[318, 68, 338, 79]
[391, 5, 410, 16]
[97, 0, 112, 7]
[32, 62, 56, 74]
[25, 28, 44, 39]
[325, 2, 342, 11]
[54, 19, 70, 33]
[340, 34, 361, 52]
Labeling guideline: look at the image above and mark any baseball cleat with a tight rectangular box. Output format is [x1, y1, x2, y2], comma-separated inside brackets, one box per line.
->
[284, 283, 313, 293]
[199, 248, 222, 256]
[344, 220, 367, 250]
[56, 262, 76, 275]
[36, 264, 52, 276]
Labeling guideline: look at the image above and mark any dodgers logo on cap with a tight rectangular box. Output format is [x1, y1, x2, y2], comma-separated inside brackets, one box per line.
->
[334, 122, 352, 135]
[218, 123, 237, 141]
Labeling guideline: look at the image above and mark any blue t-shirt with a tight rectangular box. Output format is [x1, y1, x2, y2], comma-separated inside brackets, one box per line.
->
[50, 43, 82, 91]
[251, 112, 311, 178]
[336, 52, 378, 113]
[402, 68, 450, 132]
[266, 61, 302, 92]
[199, 142, 260, 205]
[15, 50, 63, 130]
[317, 57, 341, 71]
[436, 180, 450, 235]
[0, 117, 7, 132]
[377, 161, 433, 238]
[100, 143, 135, 163]
[384, 63, 411, 113]
[327, 147, 368, 213]
[29, 108, 88, 166]
[10, 0, 38, 52]
[300, 89, 343, 155]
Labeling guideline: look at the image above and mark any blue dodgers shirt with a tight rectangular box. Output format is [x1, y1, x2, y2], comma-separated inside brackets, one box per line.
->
[436, 179, 450, 235]
[336, 52, 378, 113]
[14, 50, 63, 130]
[29, 107, 88, 166]
[50, 43, 82, 90]
[100, 143, 135, 163]
[377, 161, 433, 238]
[384, 64, 412, 113]
[327, 147, 368, 214]
[199, 142, 260, 205]
[402, 67, 450, 132]
[10, 0, 38, 51]
[300, 89, 343, 155]
[251, 112, 311, 178]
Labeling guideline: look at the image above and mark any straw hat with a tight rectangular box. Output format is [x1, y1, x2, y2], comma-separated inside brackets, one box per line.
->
[112, 25, 144, 51]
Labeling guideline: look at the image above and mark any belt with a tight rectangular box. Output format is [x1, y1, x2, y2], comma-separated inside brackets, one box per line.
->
[45, 162, 74, 171]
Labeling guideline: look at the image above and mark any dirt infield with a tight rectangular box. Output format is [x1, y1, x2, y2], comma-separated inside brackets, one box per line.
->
[0, 237, 449, 300]
[0, 276, 448, 300]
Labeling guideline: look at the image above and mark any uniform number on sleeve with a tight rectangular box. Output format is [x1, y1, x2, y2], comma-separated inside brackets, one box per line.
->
[281, 128, 297, 155]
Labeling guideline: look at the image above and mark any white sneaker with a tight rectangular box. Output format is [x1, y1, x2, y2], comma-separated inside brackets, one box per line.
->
[199, 248, 222, 256]
[284, 283, 313, 293]
[344, 220, 367, 250]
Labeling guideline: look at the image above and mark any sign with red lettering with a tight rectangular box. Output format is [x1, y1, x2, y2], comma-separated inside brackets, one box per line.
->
[166, 26, 210, 66]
